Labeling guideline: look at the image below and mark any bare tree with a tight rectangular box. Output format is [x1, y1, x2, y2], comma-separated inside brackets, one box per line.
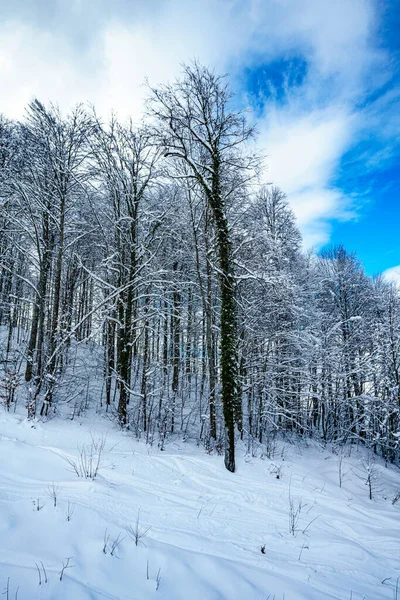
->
[90, 116, 160, 426]
[148, 62, 259, 471]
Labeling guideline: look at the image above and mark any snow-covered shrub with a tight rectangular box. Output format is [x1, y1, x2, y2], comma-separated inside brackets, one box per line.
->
[64, 434, 106, 479]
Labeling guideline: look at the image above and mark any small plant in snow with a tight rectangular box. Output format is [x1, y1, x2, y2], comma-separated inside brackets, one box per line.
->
[64, 434, 106, 479]
[270, 463, 283, 480]
[46, 482, 62, 507]
[338, 453, 344, 488]
[2, 577, 19, 600]
[298, 541, 309, 560]
[364, 458, 378, 500]
[287, 487, 319, 538]
[35, 561, 48, 585]
[110, 532, 125, 556]
[102, 528, 125, 557]
[357, 456, 379, 501]
[156, 567, 161, 591]
[59, 557, 74, 581]
[66, 501, 75, 521]
[33, 498, 45, 511]
[127, 509, 152, 546]
[382, 576, 400, 599]
[288, 488, 304, 536]
[102, 528, 110, 554]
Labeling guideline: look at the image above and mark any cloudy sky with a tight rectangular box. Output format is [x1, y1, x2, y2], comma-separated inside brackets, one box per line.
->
[1, 0, 399, 278]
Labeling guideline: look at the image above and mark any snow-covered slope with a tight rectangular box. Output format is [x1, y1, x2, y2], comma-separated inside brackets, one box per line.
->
[0, 411, 399, 600]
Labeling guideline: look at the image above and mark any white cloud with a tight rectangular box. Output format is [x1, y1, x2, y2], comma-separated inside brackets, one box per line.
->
[0, 21, 101, 119]
[256, 104, 360, 246]
[260, 109, 352, 193]
[383, 266, 400, 286]
[0, 0, 389, 247]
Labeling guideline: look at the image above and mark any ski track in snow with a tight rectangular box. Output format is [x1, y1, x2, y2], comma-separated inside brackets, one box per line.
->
[0, 412, 399, 599]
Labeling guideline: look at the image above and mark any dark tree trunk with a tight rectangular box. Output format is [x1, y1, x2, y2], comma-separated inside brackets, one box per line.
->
[171, 262, 181, 433]
[205, 242, 217, 440]
[141, 296, 150, 432]
[211, 162, 239, 473]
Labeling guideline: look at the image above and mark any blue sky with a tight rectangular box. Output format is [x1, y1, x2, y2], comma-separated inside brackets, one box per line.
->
[0, 0, 399, 279]
[328, 0, 400, 277]
[331, 145, 400, 277]
[232, 0, 400, 278]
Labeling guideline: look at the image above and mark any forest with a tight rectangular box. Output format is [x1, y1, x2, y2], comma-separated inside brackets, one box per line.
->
[1, 63, 399, 472]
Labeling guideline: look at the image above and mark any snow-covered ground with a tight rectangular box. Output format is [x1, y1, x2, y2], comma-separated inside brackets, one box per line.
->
[0, 410, 399, 600]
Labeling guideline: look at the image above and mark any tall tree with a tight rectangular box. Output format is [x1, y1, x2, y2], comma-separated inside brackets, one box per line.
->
[91, 117, 159, 425]
[148, 63, 259, 471]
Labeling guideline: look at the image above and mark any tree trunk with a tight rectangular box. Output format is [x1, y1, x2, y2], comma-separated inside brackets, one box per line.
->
[211, 165, 239, 473]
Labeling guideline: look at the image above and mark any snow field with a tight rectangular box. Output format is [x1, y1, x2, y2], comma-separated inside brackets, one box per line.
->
[0, 411, 399, 599]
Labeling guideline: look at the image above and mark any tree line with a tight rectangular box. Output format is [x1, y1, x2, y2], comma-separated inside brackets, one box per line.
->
[0, 63, 399, 471]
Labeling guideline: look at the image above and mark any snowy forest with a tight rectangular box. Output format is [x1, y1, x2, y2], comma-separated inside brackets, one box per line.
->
[1, 63, 399, 473]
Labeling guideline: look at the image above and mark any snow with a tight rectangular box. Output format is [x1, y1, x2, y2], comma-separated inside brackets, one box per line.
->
[0, 411, 399, 599]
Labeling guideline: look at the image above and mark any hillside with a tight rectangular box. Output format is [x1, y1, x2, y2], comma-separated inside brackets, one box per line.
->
[0, 410, 399, 600]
